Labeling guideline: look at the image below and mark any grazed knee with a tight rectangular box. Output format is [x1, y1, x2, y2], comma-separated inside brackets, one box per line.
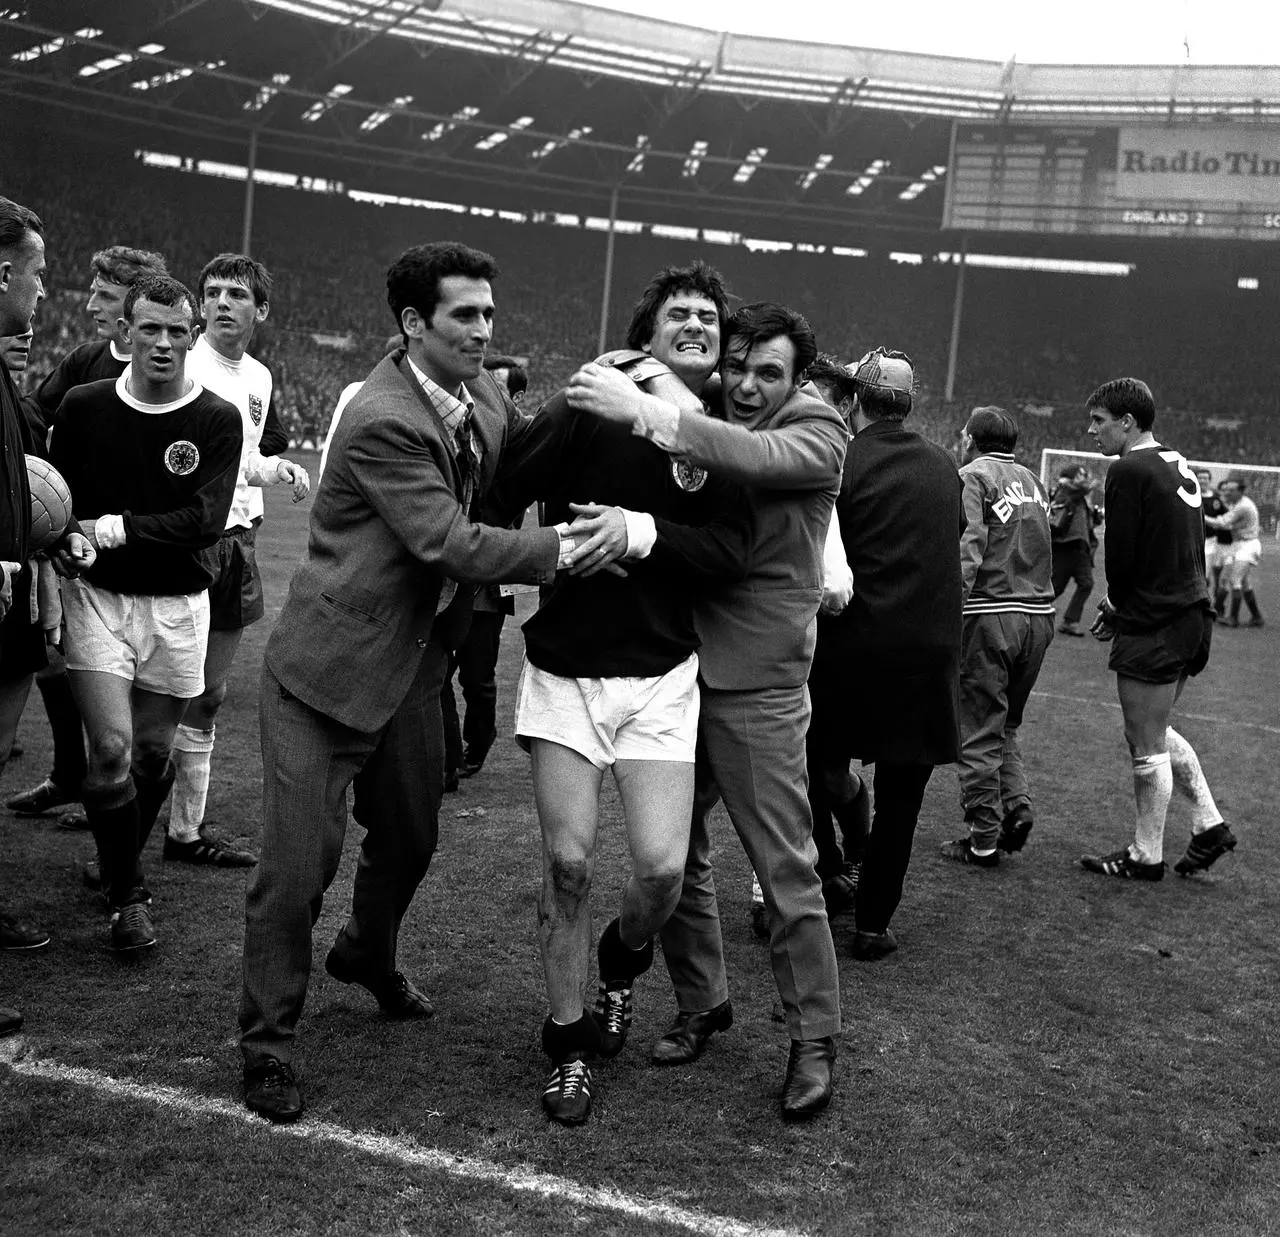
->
[545, 854, 591, 921]
[87, 729, 131, 784]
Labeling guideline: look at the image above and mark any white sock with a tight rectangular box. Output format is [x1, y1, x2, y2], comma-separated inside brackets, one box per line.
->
[1131, 752, 1172, 864]
[168, 723, 215, 843]
[1166, 728, 1222, 834]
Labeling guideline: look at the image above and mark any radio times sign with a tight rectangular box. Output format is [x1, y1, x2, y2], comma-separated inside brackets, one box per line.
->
[947, 122, 1280, 238]
[1116, 127, 1280, 205]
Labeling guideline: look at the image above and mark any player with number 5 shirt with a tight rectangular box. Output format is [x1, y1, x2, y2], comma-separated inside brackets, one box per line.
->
[1078, 378, 1235, 884]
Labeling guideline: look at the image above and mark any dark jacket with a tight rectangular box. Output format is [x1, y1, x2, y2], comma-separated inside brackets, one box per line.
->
[813, 417, 964, 765]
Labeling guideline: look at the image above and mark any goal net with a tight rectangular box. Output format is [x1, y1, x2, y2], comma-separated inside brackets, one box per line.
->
[1040, 449, 1280, 538]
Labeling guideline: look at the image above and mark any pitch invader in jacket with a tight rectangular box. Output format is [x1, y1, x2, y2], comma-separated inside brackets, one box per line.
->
[51, 275, 243, 953]
[239, 242, 610, 1126]
[941, 407, 1055, 869]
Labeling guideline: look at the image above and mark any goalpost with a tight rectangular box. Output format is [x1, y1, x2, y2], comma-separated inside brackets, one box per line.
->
[1040, 449, 1280, 539]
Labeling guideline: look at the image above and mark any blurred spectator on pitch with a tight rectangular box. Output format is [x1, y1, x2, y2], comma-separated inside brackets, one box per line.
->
[1048, 463, 1102, 637]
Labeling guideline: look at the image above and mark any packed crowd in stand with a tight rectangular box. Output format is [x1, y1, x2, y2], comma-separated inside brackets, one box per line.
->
[9, 141, 1280, 470]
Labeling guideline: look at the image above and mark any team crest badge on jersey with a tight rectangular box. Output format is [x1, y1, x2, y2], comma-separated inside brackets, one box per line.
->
[248, 394, 263, 426]
[164, 441, 200, 476]
[671, 458, 707, 492]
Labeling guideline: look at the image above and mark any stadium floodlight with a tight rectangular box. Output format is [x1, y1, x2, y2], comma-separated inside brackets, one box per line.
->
[244, 73, 290, 112]
[301, 82, 352, 123]
[422, 105, 479, 143]
[682, 140, 709, 178]
[797, 154, 833, 192]
[79, 43, 163, 78]
[474, 115, 533, 152]
[733, 148, 769, 185]
[132, 60, 226, 92]
[11, 27, 102, 62]
[360, 95, 414, 133]
[625, 135, 649, 175]
[530, 126, 593, 162]
[846, 159, 888, 196]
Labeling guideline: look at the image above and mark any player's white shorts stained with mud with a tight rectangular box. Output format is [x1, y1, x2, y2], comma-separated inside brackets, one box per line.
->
[514, 652, 699, 769]
[61, 578, 210, 698]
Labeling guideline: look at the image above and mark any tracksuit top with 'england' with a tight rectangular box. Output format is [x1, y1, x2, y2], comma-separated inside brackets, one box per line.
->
[959, 451, 1055, 617]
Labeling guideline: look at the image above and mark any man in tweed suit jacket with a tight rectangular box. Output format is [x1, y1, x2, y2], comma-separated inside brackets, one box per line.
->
[239, 242, 590, 1124]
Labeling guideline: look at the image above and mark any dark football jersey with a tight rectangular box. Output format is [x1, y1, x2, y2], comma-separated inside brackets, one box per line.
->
[1202, 492, 1232, 545]
[1103, 444, 1210, 631]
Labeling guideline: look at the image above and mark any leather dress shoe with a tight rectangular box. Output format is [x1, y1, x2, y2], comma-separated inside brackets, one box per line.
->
[1, 1005, 24, 1036]
[324, 949, 434, 1019]
[850, 928, 898, 961]
[651, 999, 733, 1065]
[244, 1056, 304, 1124]
[781, 1036, 836, 1120]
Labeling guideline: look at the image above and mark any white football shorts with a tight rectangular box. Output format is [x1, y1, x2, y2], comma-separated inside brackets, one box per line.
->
[514, 652, 699, 769]
[61, 578, 210, 698]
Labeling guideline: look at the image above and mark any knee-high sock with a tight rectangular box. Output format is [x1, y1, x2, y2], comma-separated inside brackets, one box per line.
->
[134, 759, 176, 856]
[1166, 728, 1222, 833]
[1243, 589, 1263, 621]
[168, 723, 215, 843]
[1229, 592, 1242, 624]
[84, 779, 139, 908]
[38, 672, 87, 791]
[1131, 752, 1172, 863]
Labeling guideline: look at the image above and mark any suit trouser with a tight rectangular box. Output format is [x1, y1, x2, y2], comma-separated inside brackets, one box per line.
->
[854, 762, 934, 936]
[442, 609, 506, 771]
[1051, 542, 1094, 624]
[957, 611, 1054, 849]
[239, 645, 448, 1067]
[658, 682, 841, 1042]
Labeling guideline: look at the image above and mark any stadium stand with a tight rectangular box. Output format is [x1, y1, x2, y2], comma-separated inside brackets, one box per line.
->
[10, 137, 1280, 469]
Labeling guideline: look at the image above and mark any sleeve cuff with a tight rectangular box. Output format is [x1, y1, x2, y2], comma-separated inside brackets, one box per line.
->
[630, 399, 681, 451]
[96, 514, 126, 549]
[553, 522, 576, 570]
[620, 509, 656, 559]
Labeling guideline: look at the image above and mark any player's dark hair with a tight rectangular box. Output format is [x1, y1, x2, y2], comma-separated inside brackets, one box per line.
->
[91, 246, 167, 288]
[966, 405, 1018, 452]
[198, 253, 272, 306]
[1228, 478, 1247, 493]
[123, 274, 198, 322]
[386, 242, 498, 339]
[0, 197, 43, 252]
[722, 301, 816, 381]
[625, 260, 730, 353]
[484, 353, 528, 397]
[1087, 377, 1156, 431]
[806, 353, 857, 404]
[1059, 463, 1086, 480]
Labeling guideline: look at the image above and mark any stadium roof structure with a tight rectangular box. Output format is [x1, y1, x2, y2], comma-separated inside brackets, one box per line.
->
[8, 0, 1280, 244]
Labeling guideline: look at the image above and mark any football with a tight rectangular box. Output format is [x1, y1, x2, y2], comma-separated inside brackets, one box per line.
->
[27, 454, 73, 555]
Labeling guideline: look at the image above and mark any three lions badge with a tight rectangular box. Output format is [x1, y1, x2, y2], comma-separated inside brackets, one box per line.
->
[248, 394, 263, 427]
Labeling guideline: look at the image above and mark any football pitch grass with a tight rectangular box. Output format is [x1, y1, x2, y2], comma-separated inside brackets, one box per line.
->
[3, 457, 1279, 1237]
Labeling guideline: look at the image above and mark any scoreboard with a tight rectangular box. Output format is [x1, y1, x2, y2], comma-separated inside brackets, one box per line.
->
[943, 123, 1280, 241]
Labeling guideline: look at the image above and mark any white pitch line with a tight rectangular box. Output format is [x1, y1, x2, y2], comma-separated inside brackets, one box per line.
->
[0, 1038, 808, 1237]
[1031, 690, 1280, 737]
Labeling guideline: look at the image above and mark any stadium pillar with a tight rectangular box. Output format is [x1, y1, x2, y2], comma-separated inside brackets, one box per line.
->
[597, 185, 619, 356]
[241, 126, 259, 256]
[944, 234, 968, 405]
